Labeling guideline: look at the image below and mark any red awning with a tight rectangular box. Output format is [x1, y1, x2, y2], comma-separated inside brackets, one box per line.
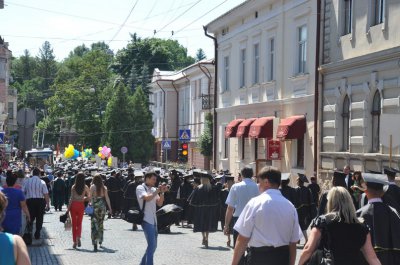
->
[276, 115, 306, 140]
[249, 117, 274, 139]
[225, 119, 244, 138]
[236, 118, 257, 137]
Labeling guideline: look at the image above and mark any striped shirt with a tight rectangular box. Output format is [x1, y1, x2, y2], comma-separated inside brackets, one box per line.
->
[23, 175, 49, 199]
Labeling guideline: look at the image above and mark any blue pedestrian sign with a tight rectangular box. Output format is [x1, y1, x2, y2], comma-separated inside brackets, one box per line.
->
[0, 132, 4, 144]
[162, 140, 172, 150]
[179, 129, 191, 141]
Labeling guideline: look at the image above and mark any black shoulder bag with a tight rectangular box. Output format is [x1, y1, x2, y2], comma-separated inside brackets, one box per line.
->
[124, 184, 147, 224]
[307, 219, 334, 265]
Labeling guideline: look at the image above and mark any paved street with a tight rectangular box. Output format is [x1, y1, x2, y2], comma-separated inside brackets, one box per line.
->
[28, 210, 304, 265]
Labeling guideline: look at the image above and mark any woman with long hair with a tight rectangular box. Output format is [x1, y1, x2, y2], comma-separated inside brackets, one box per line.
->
[67, 172, 90, 249]
[0, 192, 31, 265]
[298, 187, 381, 265]
[189, 173, 219, 248]
[90, 174, 112, 252]
[351, 171, 366, 209]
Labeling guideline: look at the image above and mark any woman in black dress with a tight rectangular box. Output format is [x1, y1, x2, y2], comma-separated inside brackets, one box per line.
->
[189, 173, 219, 248]
[298, 187, 381, 265]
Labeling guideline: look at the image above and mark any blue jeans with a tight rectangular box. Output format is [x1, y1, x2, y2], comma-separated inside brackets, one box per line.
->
[140, 221, 158, 265]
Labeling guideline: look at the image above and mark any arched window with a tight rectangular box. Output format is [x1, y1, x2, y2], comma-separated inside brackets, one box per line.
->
[371, 91, 381, 152]
[342, 95, 350, 151]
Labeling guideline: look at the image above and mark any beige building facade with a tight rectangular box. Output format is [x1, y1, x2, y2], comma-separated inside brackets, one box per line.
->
[150, 60, 215, 169]
[320, 0, 400, 174]
[206, 0, 317, 176]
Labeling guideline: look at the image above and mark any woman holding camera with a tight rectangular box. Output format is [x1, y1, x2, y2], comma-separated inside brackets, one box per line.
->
[136, 171, 167, 265]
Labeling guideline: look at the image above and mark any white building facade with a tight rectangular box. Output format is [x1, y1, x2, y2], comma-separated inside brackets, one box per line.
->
[150, 60, 215, 169]
[320, 0, 400, 174]
[206, 0, 318, 176]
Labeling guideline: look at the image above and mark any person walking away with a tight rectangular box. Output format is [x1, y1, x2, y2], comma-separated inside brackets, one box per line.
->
[219, 175, 234, 247]
[52, 172, 66, 211]
[232, 168, 302, 265]
[307, 176, 320, 207]
[105, 170, 121, 218]
[357, 173, 400, 265]
[123, 172, 143, 231]
[318, 171, 347, 215]
[179, 173, 193, 228]
[0, 191, 32, 265]
[189, 172, 220, 248]
[2, 174, 30, 235]
[67, 172, 90, 249]
[280, 173, 297, 206]
[224, 166, 259, 248]
[23, 167, 50, 240]
[295, 173, 315, 243]
[90, 174, 112, 252]
[136, 171, 167, 265]
[298, 186, 381, 265]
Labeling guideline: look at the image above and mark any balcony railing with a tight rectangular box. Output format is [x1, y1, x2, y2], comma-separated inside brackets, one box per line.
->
[201, 93, 214, 110]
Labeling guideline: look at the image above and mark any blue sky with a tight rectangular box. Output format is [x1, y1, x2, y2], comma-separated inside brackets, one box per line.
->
[0, 0, 245, 61]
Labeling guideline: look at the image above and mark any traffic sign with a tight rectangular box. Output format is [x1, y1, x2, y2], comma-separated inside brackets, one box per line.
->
[0, 132, 4, 144]
[121, 146, 128, 154]
[179, 129, 191, 141]
[162, 140, 172, 150]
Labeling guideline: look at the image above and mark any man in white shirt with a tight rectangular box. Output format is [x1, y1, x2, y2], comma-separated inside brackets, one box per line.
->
[23, 167, 50, 240]
[136, 171, 167, 265]
[224, 166, 259, 247]
[232, 167, 302, 265]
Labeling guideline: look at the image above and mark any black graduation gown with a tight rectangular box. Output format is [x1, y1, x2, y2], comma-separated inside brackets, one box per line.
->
[189, 185, 220, 233]
[219, 188, 229, 224]
[105, 177, 122, 212]
[280, 186, 298, 206]
[357, 202, 400, 265]
[296, 186, 315, 230]
[308, 183, 321, 206]
[123, 181, 140, 213]
[383, 184, 400, 213]
[53, 178, 66, 209]
[179, 182, 193, 221]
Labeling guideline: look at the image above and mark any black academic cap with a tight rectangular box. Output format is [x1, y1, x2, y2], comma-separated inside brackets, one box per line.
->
[225, 176, 235, 181]
[384, 167, 398, 177]
[297, 173, 309, 183]
[333, 171, 346, 179]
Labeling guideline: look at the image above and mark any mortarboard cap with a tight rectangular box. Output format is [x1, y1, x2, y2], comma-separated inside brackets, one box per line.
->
[225, 176, 235, 181]
[297, 173, 309, 183]
[333, 171, 346, 179]
[384, 167, 399, 178]
[281, 173, 291, 181]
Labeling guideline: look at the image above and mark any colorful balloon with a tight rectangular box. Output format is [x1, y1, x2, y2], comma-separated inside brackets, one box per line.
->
[107, 157, 112, 167]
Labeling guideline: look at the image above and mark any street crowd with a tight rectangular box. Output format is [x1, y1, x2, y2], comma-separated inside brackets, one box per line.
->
[0, 159, 400, 265]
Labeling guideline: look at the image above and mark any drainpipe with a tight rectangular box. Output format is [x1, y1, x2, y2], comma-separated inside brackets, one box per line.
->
[203, 25, 218, 170]
[171, 80, 179, 161]
[197, 62, 213, 97]
[314, 0, 322, 176]
[156, 80, 167, 162]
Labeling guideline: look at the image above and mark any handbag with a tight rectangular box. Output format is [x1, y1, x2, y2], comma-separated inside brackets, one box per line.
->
[60, 212, 68, 223]
[123, 184, 147, 224]
[85, 205, 94, 216]
[64, 216, 72, 231]
[22, 223, 32, 246]
[307, 221, 334, 265]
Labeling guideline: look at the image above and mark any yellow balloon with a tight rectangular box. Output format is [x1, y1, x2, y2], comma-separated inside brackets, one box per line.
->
[107, 157, 112, 167]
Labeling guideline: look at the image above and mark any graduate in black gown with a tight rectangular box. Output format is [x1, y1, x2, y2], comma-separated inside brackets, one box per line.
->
[318, 171, 347, 216]
[357, 173, 400, 265]
[179, 173, 193, 227]
[52, 171, 66, 211]
[383, 167, 400, 213]
[295, 173, 315, 242]
[189, 172, 220, 248]
[105, 170, 122, 217]
[280, 173, 297, 206]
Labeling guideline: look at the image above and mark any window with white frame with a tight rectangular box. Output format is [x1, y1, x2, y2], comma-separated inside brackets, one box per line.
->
[268, 38, 275, 81]
[296, 138, 304, 168]
[240, 48, 246, 88]
[253, 43, 260, 84]
[372, 0, 385, 26]
[297, 26, 307, 74]
[371, 91, 381, 152]
[343, 0, 353, 35]
[223, 56, 230, 92]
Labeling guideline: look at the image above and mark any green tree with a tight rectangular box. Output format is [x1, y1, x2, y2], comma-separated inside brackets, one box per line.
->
[37, 41, 58, 91]
[198, 112, 213, 157]
[195, 48, 206, 62]
[129, 86, 154, 163]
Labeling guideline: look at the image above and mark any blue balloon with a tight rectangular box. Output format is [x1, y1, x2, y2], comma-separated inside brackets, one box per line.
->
[72, 149, 80, 160]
